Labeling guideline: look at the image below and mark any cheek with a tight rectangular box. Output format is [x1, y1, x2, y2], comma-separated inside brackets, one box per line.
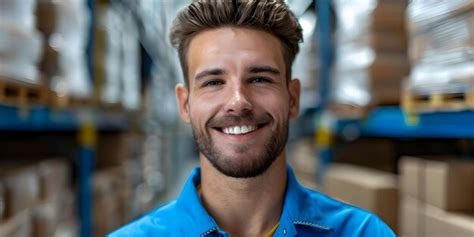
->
[256, 93, 291, 118]
[188, 97, 221, 125]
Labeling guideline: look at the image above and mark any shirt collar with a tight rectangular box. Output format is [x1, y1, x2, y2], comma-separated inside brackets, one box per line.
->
[176, 168, 220, 236]
[277, 166, 333, 236]
[176, 165, 333, 236]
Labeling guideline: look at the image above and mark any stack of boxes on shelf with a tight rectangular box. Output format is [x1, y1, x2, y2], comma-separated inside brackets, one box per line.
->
[0, 0, 143, 111]
[0, 0, 43, 84]
[404, 1, 474, 112]
[36, 0, 92, 103]
[92, 133, 168, 236]
[94, 0, 141, 111]
[323, 164, 399, 233]
[0, 159, 77, 237]
[399, 156, 474, 237]
[0, 0, 46, 107]
[331, 0, 409, 117]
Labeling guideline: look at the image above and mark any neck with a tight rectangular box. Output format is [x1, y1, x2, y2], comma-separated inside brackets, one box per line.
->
[199, 153, 287, 237]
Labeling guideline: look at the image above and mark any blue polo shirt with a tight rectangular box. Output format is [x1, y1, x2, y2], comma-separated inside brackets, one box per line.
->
[110, 166, 395, 236]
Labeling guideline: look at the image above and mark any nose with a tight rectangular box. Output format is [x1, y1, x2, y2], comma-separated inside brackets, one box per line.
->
[223, 85, 253, 115]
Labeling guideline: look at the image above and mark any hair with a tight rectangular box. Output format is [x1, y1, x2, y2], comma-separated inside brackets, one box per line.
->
[169, 0, 303, 86]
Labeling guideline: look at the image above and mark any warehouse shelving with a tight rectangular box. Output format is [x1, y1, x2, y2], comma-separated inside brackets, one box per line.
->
[314, 0, 474, 185]
[334, 106, 474, 139]
[0, 104, 131, 237]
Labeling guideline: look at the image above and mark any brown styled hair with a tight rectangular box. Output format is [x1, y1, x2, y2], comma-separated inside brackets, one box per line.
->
[169, 0, 303, 86]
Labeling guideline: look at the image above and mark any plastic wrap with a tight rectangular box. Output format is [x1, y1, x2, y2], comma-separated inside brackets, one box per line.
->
[0, 0, 37, 30]
[409, 61, 474, 96]
[334, 0, 406, 45]
[120, 9, 141, 111]
[333, 46, 409, 106]
[0, 21, 43, 83]
[97, 4, 123, 105]
[407, 0, 474, 32]
[409, 10, 474, 65]
[36, 0, 92, 98]
[332, 0, 408, 107]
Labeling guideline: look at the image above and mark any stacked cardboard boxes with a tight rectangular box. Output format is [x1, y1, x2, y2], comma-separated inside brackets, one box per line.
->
[323, 163, 399, 232]
[399, 156, 474, 237]
[36, 0, 92, 100]
[404, 1, 474, 112]
[0, 159, 77, 237]
[331, 0, 409, 115]
[94, 1, 141, 110]
[0, 0, 43, 84]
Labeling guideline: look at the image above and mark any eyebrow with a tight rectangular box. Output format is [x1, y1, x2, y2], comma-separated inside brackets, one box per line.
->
[248, 65, 280, 75]
[194, 68, 226, 81]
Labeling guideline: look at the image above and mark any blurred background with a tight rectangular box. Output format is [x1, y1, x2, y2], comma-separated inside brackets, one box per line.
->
[0, 0, 473, 236]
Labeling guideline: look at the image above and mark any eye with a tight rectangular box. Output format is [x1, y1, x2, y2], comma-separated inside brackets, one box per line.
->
[202, 79, 224, 87]
[250, 77, 272, 84]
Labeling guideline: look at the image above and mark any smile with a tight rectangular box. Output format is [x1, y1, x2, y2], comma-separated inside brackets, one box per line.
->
[222, 125, 257, 135]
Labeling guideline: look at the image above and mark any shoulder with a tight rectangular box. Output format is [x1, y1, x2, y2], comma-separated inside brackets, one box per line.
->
[299, 186, 395, 236]
[108, 200, 187, 237]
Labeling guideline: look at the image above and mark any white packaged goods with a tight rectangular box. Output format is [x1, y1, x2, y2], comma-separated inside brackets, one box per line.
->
[334, 0, 406, 45]
[36, 0, 92, 98]
[120, 11, 141, 111]
[0, 0, 37, 30]
[0, 21, 43, 83]
[332, 0, 408, 108]
[407, 0, 474, 32]
[97, 4, 122, 105]
[409, 10, 474, 65]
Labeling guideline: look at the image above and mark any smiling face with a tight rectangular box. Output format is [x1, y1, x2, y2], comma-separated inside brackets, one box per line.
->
[176, 27, 300, 178]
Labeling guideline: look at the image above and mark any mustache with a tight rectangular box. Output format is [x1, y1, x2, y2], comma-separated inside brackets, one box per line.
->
[207, 112, 272, 128]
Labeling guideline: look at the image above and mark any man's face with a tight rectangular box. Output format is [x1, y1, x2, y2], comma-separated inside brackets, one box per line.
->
[176, 27, 300, 178]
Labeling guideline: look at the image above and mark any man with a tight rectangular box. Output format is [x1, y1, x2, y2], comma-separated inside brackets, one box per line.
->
[111, 1, 395, 236]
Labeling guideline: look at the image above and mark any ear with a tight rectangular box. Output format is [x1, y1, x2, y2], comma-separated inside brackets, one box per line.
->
[175, 83, 191, 123]
[288, 79, 301, 119]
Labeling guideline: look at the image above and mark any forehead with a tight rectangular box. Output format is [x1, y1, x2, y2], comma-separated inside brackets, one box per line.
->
[186, 27, 285, 81]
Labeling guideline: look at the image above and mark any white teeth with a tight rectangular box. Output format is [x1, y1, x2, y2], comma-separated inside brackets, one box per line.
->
[222, 125, 257, 135]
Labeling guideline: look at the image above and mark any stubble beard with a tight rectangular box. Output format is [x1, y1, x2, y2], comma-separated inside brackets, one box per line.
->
[191, 113, 289, 178]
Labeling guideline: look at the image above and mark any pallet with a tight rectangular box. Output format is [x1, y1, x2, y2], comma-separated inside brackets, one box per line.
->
[0, 78, 49, 108]
[49, 92, 96, 109]
[402, 89, 474, 113]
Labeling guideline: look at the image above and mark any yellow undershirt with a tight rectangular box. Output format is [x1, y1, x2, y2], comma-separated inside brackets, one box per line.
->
[197, 184, 280, 237]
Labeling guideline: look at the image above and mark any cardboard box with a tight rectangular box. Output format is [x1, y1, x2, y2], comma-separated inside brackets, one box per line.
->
[36, 1, 58, 37]
[37, 159, 69, 201]
[32, 198, 61, 237]
[54, 219, 79, 237]
[425, 160, 474, 211]
[333, 139, 397, 173]
[93, 167, 124, 237]
[96, 133, 139, 168]
[0, 183, 4, 221]
[399, 157, 474, 211]
[0, 209, 32, 237]
[0, 163, 40, 218]
[399, 156, 424, 200]
[400, 196, 474, 237]
[324, 164, 399, 231]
